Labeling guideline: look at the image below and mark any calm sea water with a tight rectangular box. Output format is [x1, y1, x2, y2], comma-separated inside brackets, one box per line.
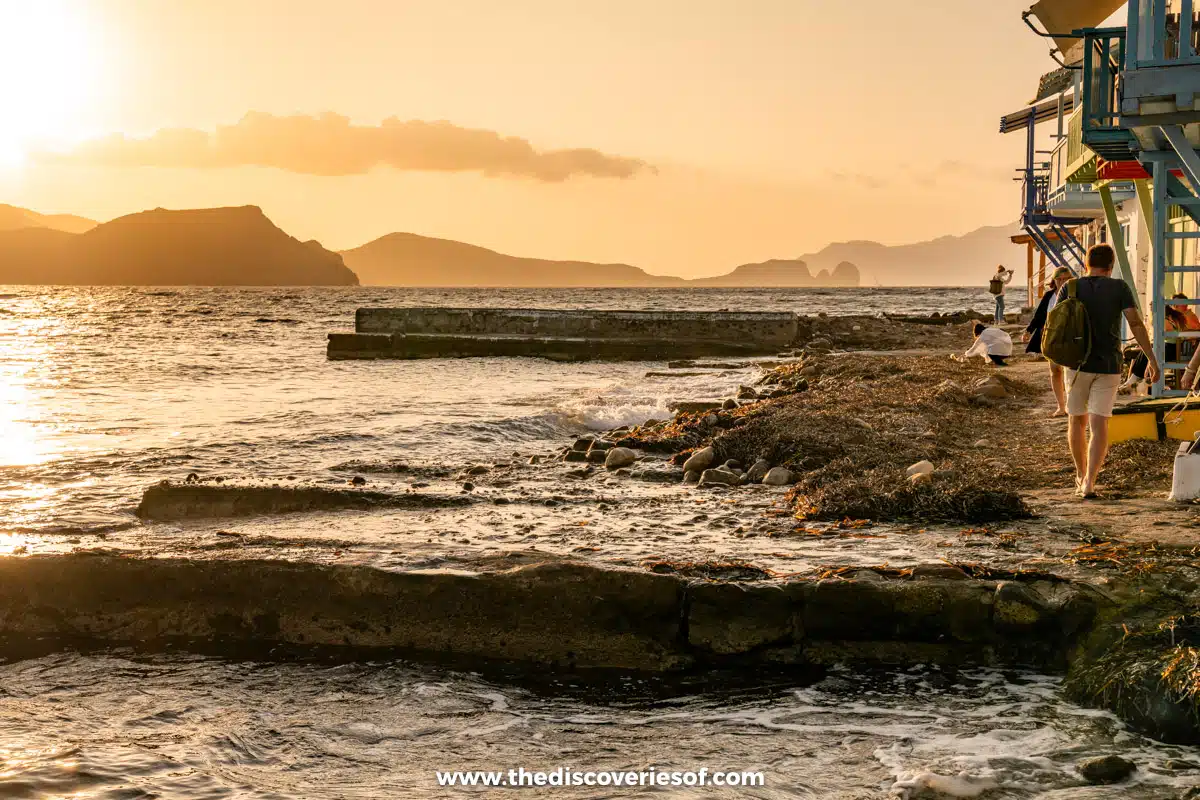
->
[7, 285, 1193, 800]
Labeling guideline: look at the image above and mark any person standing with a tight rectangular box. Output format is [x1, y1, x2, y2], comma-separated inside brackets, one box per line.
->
[989, 265, 1014, 324]
[1058, 245, 1159, 498]
[1023, 266, 1073, 416]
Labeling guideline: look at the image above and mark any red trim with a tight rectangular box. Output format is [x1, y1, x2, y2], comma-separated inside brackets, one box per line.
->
[1096, 158, 1185, 181]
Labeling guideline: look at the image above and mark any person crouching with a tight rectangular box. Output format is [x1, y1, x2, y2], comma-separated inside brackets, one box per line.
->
[956, 322, 1013, 366]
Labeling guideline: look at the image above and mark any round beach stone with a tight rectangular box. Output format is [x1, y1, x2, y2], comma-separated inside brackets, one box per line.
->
[682, 446, 715, 473]
[604, 447, 636, 469]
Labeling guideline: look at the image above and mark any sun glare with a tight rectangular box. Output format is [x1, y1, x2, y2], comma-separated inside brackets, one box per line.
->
[0, 0, 105, 169]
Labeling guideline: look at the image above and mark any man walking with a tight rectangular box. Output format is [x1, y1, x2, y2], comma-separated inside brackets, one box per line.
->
[990, 265, 1014, 324]
[1061, 244, 1159, 498]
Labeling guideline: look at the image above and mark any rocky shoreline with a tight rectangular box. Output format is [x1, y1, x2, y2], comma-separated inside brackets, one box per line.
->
[4, 310, 1200, 763]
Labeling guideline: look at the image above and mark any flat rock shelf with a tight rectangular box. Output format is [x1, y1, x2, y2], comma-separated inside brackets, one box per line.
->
[327, 308, 801, 361]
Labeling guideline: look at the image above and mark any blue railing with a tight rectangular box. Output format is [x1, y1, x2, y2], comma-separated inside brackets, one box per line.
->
[1127, 0, 1200, 68]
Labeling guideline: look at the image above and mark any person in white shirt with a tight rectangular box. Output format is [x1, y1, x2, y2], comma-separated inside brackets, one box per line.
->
[991, 265, 1015, 324]
[958, 322, 1013, 366]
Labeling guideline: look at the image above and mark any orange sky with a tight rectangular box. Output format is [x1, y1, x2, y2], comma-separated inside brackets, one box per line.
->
[0, 0, 1064, 277]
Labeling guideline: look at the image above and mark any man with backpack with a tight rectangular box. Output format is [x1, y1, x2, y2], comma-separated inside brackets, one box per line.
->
[1044, 244, 1158, 498]
[989, 265, 1014, 324]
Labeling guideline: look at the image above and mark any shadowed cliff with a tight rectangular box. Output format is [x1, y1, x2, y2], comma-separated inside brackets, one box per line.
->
[0, 206, 358, 286]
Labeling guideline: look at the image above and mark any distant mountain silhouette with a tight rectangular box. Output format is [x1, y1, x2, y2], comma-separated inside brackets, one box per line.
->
[340, 233, 861, 288]
[0, 204, 97, 234]
[341, 232, 686, 287]
[795, 225, 1021, 286]
[0, 206, 358, 286]
[692, 258, 859, 288]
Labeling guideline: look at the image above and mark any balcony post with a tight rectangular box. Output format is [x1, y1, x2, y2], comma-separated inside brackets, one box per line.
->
[1182, 0, 1194, 59]
[1128, 0, 1142, 68]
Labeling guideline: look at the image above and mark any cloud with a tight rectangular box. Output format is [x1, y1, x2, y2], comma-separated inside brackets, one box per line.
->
[38, 112, 654, 182]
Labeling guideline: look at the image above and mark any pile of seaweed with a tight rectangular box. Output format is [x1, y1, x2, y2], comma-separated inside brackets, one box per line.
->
[1066, 609, 1200, 743]
[622, 354, 1039, 522]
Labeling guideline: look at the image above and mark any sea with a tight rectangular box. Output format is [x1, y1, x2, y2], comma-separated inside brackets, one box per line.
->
[1, 285, 1196, 799]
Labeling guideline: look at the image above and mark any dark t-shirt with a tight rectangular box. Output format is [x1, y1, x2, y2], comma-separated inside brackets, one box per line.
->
[1056, 275, 1138, 374]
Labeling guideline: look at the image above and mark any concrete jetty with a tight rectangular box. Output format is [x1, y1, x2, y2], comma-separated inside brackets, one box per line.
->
[327, 308, 800, 361]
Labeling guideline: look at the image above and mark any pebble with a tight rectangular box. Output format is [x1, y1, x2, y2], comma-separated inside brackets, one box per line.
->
[683, 446, 716, 473]
[462, 482, 475, 492]
[604, 447, 637, 469]
[763, 467, 794, 486]
[1077, 755, 1136, 785]
[722, 399, 738, 410]
[698, 468, 742, 487]
[906, 460, 935, 477]
[349, 476, 367, 486]
[746, 459, 771, 483]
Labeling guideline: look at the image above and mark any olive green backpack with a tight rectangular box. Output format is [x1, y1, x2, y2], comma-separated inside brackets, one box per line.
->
[1041, 278, 1091, 369]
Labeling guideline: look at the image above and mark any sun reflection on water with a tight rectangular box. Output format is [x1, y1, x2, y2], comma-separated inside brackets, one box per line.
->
[0, 301, 58, 468]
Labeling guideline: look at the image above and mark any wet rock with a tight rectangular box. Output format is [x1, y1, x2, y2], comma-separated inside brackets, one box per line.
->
[564, 451, 589, 463]
[808, 337, 833, 351]
[567, 467, 594, 479]
[349, 476, 367, 486]
[736, 386, 759, 400]
[669, 401, 724, 415]
[723, 459, 742, 471]
[993, 581, 1051, 630]
[909, 472, 932, 486]
[683, 470, 701, 484]
[527, 455, 542, 465]
[571, 436, 594, 452]
[586, 450, 608, 464]
[135, 482, 472, 520]
[1078, 755, 1136, 785]
[687, 582, 800, 655]
[587, 440, 614, 452]
[698, 469, 742, 487]
[746, 459, 771, 483]
[906, 460, 935, 478]
[722, 399, 738, 410]
[762, 467, 794, 486]
[911, 564, 968, 581]
[462, 482, 475, 492]
[185, 472, 200, 483]
[604, 448, 637, 469]
[703, 414, 720, 427]
[492, 497, 511, 505]
[0, 556, 688, 671]
[629, 465, 685, 483]
[683, 446, 715, 473]
[464, 465, 490, 476]
[800, 365, 819, 377]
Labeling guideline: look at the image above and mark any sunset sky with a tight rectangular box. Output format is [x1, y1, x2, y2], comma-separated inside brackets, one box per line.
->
[0, 0, 1071, 277]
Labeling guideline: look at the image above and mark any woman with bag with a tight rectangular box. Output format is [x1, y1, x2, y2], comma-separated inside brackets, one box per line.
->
[1023, 267, 1072, 416]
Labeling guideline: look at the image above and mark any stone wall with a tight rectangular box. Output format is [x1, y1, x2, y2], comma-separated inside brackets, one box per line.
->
[355, 308, 799, 344]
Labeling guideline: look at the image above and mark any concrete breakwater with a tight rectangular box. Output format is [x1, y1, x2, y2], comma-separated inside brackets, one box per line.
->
[0, 555, 1101, 673]
[327, 308, 801, 361]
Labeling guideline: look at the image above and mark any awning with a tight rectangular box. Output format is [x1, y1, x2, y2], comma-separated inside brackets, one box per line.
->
[1000, 93, 1078, 134]
[1028, 0, 1127, 59]
[1032, 67, 1074, 103]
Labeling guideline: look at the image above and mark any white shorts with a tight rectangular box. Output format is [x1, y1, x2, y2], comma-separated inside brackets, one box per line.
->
[1066, 371, 1121, 418]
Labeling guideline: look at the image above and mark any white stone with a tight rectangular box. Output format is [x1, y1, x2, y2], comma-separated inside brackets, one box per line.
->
[906, 460, 935, 478]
